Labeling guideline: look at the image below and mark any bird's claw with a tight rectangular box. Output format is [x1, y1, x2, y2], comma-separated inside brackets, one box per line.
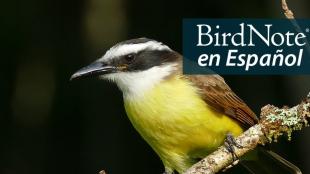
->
[224, 132, 243, 162]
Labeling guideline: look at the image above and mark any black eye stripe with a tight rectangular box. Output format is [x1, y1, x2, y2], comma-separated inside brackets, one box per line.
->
[109, 48, 178, 72]
[124, 50, 179, 71]
[124, 54, 135, 62]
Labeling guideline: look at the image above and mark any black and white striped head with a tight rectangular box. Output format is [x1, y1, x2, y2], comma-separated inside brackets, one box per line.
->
[71, 38, 180, 97]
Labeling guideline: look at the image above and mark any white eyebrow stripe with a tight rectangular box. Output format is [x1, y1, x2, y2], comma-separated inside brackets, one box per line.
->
[99, 41, 171, 61]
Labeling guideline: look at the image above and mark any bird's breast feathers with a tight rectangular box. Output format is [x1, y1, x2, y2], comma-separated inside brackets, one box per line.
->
[123, 75, 243, 163]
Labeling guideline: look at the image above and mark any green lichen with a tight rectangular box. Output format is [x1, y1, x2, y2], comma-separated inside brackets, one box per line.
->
[282, 116, 300, 126]
[265, 106, 300, 126]
[265, 113, 278, 122]
[303, 103, 310, 111]
[264, 106, 303, 142]
[261, 96, 310, 144]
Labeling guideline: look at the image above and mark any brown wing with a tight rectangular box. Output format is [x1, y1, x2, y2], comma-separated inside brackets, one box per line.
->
[186, 74, 258, 128]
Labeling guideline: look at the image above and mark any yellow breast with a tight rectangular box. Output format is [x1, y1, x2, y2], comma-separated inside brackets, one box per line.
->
[124, 75, 243, 171]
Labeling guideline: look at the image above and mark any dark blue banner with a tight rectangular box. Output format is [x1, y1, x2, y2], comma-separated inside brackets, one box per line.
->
[183, 19, 310, 74]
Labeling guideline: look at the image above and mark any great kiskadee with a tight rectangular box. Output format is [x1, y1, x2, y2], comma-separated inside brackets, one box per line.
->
[71, 38, 300, 174]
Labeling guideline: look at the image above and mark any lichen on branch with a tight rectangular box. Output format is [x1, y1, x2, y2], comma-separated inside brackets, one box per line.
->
[260, 97, 310, 142]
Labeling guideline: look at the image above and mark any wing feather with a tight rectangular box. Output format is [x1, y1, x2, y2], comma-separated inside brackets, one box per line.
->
[185, 74, 258, 128]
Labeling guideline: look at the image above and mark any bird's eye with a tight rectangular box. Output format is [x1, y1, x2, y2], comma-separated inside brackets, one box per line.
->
[124, 54, 135, 63]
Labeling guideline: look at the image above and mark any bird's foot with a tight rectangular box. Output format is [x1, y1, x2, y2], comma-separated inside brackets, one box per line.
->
[223, 132, 243, 171]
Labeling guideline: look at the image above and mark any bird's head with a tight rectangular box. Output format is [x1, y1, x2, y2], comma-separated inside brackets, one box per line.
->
[71, 38, 181, 97]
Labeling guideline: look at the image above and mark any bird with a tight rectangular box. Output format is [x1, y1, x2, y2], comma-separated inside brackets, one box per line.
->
[71, 38, 301, 174]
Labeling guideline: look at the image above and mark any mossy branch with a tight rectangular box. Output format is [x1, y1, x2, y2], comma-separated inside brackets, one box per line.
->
[184, 93, 310, 174]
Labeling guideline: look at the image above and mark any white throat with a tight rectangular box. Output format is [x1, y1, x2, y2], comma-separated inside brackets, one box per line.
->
[103, 64, 177, 99]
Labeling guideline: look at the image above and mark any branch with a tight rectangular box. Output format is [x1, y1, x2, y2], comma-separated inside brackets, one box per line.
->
[281, 0, 294, 19]
[184, 94, 310, 174]
[282, 0, 310, 57]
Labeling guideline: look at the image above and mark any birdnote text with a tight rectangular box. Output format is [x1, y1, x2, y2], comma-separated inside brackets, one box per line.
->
[183, 19, 310, 74]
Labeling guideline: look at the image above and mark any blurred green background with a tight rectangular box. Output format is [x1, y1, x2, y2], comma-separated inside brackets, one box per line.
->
[1, 0, 310, 173]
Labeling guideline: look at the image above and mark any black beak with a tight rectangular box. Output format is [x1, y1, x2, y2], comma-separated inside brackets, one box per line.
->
[70, 62, 117, 81]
